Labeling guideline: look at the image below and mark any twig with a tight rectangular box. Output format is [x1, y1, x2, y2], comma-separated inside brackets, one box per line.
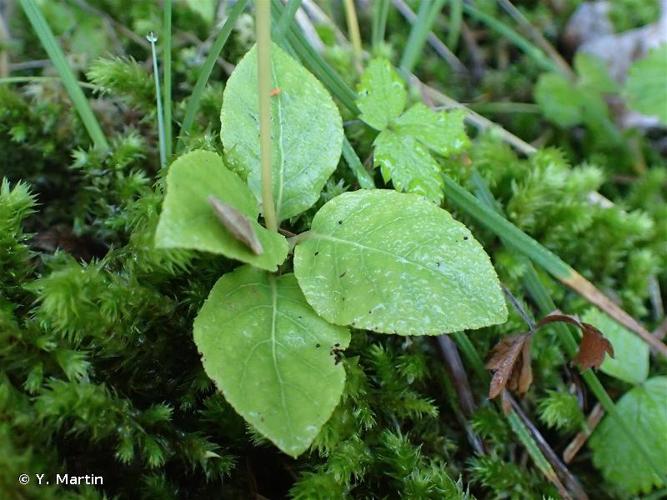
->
[67, 0, 150, 49]
[509, 396, 588, 500]
[434, 335, 486, 454]
[496, 0, 574, 78]
[654, 318, 667, 341]
[563, 403, 604, 464]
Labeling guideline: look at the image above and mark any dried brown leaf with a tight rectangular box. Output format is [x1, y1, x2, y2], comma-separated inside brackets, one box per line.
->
[208, 195, 264, 255]
[537, 310, 614, 371]
[486, 332, 533, 399]
[573, 324, 615, 371]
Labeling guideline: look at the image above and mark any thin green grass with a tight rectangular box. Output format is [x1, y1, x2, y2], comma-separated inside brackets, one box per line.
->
[274, 0, 304, 44]
[342, 138, 375, 189]
[399, 0, 447, 74]
[0, 76, 101, 90]
[163, 0, 173, 159]
[371, 0, 390, 51]
[147, 33, 166, 168]
[446, 0, 462, 52]
[177, 0, 249, 152]
[461, 3, 557, 73]
[18, 0, 109, 151]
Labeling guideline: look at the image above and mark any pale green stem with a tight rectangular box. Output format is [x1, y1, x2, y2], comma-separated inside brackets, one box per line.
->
[163, 0, 173, 159]
[147, 32, 167, 169]
[256, 0, 278, 231]
[343, 0, 363, 72]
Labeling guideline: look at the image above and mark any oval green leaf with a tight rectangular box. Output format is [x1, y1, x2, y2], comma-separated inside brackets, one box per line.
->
[220, 44, 344, 221]
[294, 190, 508, 334]
[155, 150, 288, 271]
[193, 265, 350, 457]
[590, 377, 667, 495]
[356, 58, 406, 131]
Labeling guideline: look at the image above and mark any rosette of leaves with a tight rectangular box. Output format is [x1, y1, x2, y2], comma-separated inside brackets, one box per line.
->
[155, 45, 507, 456]
[356, 58, 470, 204]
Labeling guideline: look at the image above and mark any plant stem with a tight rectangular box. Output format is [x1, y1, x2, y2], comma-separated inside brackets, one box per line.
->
[447, 0, 462, 52]
[18, 0, 109, 151]
[147, 32, 167, 169]
[163, 0, 173, 159]
[178, 0, 248, 151]
[371, 0, 390, 51]
[400, 0, 447, 74]
[343, 0, 363, 72]
[274, 0, 303, 44]
[256, 0, 278, 231]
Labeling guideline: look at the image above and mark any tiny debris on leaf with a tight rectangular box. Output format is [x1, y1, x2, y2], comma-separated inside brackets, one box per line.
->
[486, 332, 533, 399]
[208, 195, 263, 255]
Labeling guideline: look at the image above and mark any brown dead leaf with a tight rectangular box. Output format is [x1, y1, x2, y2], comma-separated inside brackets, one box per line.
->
[537, 310, 614, 371]
[573, 324, 615, 371]
[486, 332, 533, 399]
[208, 195, 264, 255]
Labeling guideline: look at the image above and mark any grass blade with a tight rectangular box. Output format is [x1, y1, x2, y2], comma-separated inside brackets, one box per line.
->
[274, 0, 304, 44]
[446, 0, 462, 52]
[371, 0, 390, 51]
[147, 33, 166, 169]
[163, 0, 173, 159]
[399, 0, 447, 74]
[178, 0, 249, 151]
[342, 138, 375, 189]
[18, 0, 109, 151]
[461, 3, 557, 73]
[442, 172, 667, 357]
[343, 0, 363, 71]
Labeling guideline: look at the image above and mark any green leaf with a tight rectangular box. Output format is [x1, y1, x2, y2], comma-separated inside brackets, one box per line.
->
[193, 265, 350, 457]
[394, 104, 470, 157]
[574, 53, 618, 94]
[582, 308, 648, 384]
[534, 73, 582, 127]
[294, 190, 507, 334]
[590, 377, 667, 494]
[625, 44, 667, 125]
[356, 58, 406, 131]
[155, 150, 288, 271]
[374, 130, 444, 203]
[220, 44, 344, 221]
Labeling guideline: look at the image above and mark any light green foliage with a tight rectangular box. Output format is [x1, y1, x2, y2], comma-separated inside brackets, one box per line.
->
[87, 57, 155, 112]
[534, 73, 582, 127]
[374, 130, 444, 203]
[357, 58, 469, 203]
[574, 54, 618, 94]
[537, 390, 584, 433]
[582, 308, 649, 384]
[590, 377, 667, 494]
[534, 53, 616, 131]
[625, 44, 667, 125]
[356, 58, 406, 130]
[220, 44, 344, 221]
[294, 190, 507, 334]
[154, 150, 288, 271]
[193, 266, 350, 457]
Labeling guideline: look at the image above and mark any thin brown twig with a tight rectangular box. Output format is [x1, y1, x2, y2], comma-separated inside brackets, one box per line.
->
[496, 0, 575, 78]
[434, 335, 486, 455]
[563, 403, 604, 464]
[508, 395, 588, 500]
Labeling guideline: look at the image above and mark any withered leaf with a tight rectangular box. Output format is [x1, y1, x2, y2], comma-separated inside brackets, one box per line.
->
[573, 324, 615, 371]
[208, 195, 263, 255]
[486, 332, 533, 399]
[537, 310, 614, 371]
